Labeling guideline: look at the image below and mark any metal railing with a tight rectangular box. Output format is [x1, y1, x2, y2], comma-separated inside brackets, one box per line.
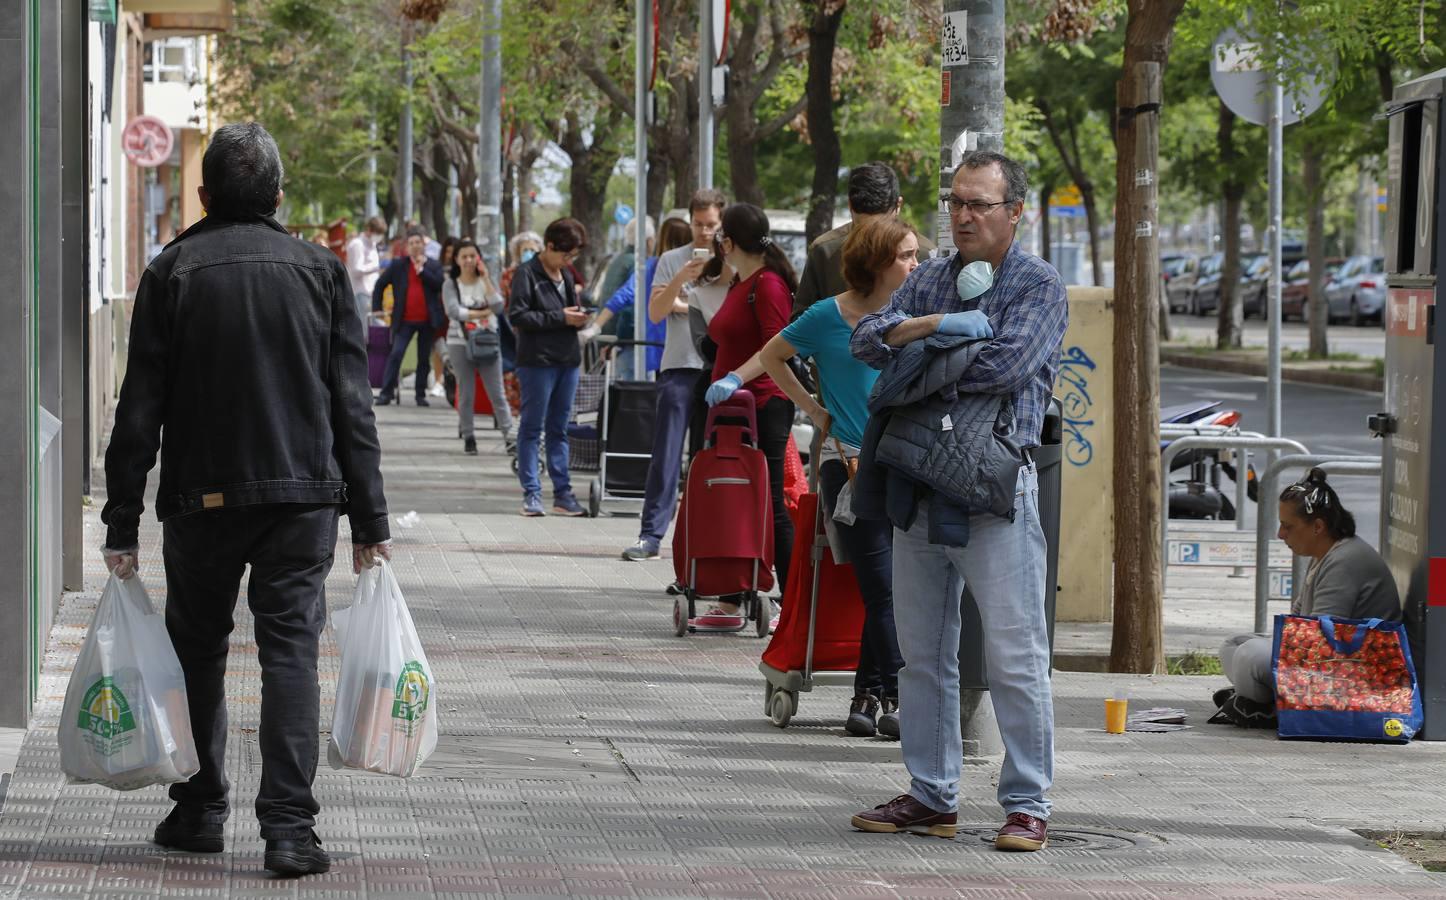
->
[1253, 454, 1382, 634]
[1160, 435, 1309, 599]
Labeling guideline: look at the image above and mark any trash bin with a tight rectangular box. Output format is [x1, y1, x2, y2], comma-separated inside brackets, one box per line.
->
[960, 399, 1062, 690]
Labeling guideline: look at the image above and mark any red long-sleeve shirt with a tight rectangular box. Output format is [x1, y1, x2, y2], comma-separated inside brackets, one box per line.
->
[708, 268, 792, 405]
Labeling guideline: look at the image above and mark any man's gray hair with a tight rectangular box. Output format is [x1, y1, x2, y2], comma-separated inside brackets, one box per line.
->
[956, 150, 1029, 205]
[201, 122, 284, 218]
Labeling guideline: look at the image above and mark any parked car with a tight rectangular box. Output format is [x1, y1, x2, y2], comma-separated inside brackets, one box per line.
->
[1186, 253, 1224, 316]
[1323, 255, 1387, 325]
[1280, 257, 1344, 321]
[1238, 253, 1269, 318]
[1162, 255, 1200, 313]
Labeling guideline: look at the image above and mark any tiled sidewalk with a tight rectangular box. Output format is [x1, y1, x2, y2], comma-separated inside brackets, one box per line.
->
[1, 402, 1443, 898]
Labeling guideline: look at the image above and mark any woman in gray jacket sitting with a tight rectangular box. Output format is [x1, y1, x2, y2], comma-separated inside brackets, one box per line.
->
[1213, 467, 1400, 727]
[444, 239, 514, 454]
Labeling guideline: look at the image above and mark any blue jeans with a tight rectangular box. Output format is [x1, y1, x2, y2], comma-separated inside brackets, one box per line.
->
[638, 368, 701, 546]
[891, 466, 1053, 819]
[515, 364, 579, 497]
[381, 321, 435, 400]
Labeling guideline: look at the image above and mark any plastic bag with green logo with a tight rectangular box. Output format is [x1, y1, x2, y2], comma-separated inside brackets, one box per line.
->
[328, 559, 438, 776]
[59, 573, 200, 790]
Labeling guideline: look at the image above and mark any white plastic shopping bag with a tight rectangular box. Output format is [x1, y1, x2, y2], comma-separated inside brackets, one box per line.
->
[59, 573, 200, 790]
[328, 560, 438, 776]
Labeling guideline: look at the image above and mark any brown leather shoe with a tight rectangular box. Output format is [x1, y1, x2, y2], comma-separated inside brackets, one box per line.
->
[995, 812, 1048, 851]
[851, 794, 957, 838]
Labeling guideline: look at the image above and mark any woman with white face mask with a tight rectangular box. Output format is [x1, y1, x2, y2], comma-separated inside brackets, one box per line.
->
[710, 217, 920, 738]
[443, 239, 514, 455]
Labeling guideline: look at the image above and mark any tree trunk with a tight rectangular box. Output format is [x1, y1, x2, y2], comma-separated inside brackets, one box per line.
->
[562, 109, 627, 279]
[1081, 182, 1103, 286]
[1304, 141, 1328, 357]
[517, 152, 537, 234]
[1110, 0, 1186, 676]
[426, 141, 451, 239]
[1216, 103, 1244, 349]
[725, 101, 766, 207]
[804, 0, 846, 244]
[1040, 178, 1054, 264]
[501, 160, 516, 252]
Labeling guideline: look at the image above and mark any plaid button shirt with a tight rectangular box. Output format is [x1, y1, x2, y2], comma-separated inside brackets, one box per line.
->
[850, 242, 1069, 448]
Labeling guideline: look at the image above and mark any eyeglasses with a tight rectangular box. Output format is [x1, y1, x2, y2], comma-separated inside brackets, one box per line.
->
[1282, 482, 1331, 515]
[942, 194, 1014, 216]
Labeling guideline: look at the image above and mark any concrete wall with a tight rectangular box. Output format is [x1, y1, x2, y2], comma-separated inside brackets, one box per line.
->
[1054, 287, 1115, 623]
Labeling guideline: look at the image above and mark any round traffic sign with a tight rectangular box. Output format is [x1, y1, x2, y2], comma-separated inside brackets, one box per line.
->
[121, 115, 174, 167]
[614, 204, 635, 226]
[1210, 27, 1332, 127]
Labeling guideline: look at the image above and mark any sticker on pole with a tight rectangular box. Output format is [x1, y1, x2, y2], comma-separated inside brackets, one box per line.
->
[941, 11, 967, 67]
[122, 115, 174, 168]
[940, 70, 951, 107]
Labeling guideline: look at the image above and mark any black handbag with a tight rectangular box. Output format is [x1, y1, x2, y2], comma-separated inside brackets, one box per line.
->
[465, 326, 501, 364]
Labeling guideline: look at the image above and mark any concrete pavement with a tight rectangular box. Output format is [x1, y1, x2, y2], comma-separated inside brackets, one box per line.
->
[2, 401, 1444, 898]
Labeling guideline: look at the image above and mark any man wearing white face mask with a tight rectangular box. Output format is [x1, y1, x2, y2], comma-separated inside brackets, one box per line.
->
[848, 151, 1068, 853]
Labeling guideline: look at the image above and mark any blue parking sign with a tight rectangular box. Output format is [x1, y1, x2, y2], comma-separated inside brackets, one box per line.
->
[1179, 543, 1199, 563]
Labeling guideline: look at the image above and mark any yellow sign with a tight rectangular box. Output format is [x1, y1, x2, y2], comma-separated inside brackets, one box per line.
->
[1049, 185, 1083, 208]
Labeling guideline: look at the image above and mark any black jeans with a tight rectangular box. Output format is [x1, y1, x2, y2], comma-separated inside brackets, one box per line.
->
[757, 396, 796, 595]
[382, 321, 436, 400]
[819, 459, 902, 698]
[162, 503, 339, 840]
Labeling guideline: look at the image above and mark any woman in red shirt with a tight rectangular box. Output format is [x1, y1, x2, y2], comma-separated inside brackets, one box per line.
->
[697, 203, 798, 630]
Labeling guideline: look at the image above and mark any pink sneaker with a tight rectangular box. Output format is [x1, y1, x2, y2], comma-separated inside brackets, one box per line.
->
[692, 607, 747, 632]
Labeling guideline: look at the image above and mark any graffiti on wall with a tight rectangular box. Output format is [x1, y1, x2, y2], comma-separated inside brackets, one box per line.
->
[1057, 345, 1096, 467]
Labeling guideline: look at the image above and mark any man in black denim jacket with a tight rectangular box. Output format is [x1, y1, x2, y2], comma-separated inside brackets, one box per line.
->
[100, 122, 389, 877]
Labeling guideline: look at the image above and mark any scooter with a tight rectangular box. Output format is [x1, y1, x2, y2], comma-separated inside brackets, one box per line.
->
[1161, 400, 1257, 520]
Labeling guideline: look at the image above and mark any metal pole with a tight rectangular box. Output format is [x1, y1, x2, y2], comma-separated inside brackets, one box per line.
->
[943, 0, 1005, 758]
[366, 119, 378, 219]
[632, 0, 649, 377]
[1232, 449, 1249, 577]
[698, 0, 714, 189]
[476, 0, 503, 274]
[1266, 57, 1283, 442]
[400, 29, 414, 228]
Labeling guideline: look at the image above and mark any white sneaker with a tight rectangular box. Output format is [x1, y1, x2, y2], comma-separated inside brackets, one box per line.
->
[428, 383, 446, 398]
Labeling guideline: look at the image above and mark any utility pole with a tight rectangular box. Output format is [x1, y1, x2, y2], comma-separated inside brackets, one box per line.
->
[399, 22, 414, 228]
[632, 0, 650, 376]
[698, 0, 714, 189]
[941, 0, 1005, 758]
[366, 118, 379, 220]
[476, 0, 504, 274]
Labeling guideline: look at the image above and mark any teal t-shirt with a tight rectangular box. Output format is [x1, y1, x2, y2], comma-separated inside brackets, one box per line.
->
[780, 297, 880, 449]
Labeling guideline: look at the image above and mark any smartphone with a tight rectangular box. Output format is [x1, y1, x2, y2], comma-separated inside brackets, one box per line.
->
[692, 247, 711, 262]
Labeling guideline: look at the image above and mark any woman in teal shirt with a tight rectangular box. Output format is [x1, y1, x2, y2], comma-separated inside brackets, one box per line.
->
[709, 218, 920, 738]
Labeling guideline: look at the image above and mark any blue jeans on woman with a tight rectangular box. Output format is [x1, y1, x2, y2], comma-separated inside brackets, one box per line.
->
[890, 466, 1053, 820]
[515, 364, 580, 499]
[819, 459, 901, 699]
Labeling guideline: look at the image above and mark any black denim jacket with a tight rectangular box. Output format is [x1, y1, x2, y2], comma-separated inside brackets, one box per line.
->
[101, 215, 390, 548]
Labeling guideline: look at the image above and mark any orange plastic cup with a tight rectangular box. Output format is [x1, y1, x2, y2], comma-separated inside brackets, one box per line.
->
[1105, 698, 1129, 734]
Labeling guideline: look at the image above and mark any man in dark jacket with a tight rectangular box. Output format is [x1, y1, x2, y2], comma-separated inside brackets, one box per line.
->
[372, 227, 446, 405]
[100, 122, 390, 877]
[507, 216, 590, 517]
[792, 162, 936, 319]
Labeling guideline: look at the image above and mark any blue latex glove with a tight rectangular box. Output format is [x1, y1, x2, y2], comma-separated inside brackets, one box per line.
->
[705, 372, 743, 407]
[937, 310, 994, 339]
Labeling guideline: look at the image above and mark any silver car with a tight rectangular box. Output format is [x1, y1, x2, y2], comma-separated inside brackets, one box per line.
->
[1323, 255, 1386, 326]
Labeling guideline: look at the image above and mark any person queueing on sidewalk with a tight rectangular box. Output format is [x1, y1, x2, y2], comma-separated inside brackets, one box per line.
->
[847, 151, 1067, 852]
[588, 217, 686, 381]
[619, 189, 727, 562]
[344, 216, 386, 322]
[426, 237, 460, 400]
[443, 238, 515, 455]
[507, 217, 590, 517]
[99, 123, 390, 876]
[792, 161, 935, 319]
[373, 227, 446, 406]
[698, 203, 799, 631]
[712, 218, 917, 735]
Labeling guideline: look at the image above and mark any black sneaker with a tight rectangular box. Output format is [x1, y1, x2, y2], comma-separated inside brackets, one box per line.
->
[374, 392, 395, 406]
[877, 697, 900, 739]
[1210, 693, 1278, 729]
[846, 694, 880, 737]
[264, 830, 331, 876]
[1212, 686, 1236, 709]
[463, 437, 478, 455]
[153, 808, 224, 853]
[416, 396, 430, 407]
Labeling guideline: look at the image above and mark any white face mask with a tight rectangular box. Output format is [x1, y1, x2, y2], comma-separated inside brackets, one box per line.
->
[956, 260, 994, 302]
